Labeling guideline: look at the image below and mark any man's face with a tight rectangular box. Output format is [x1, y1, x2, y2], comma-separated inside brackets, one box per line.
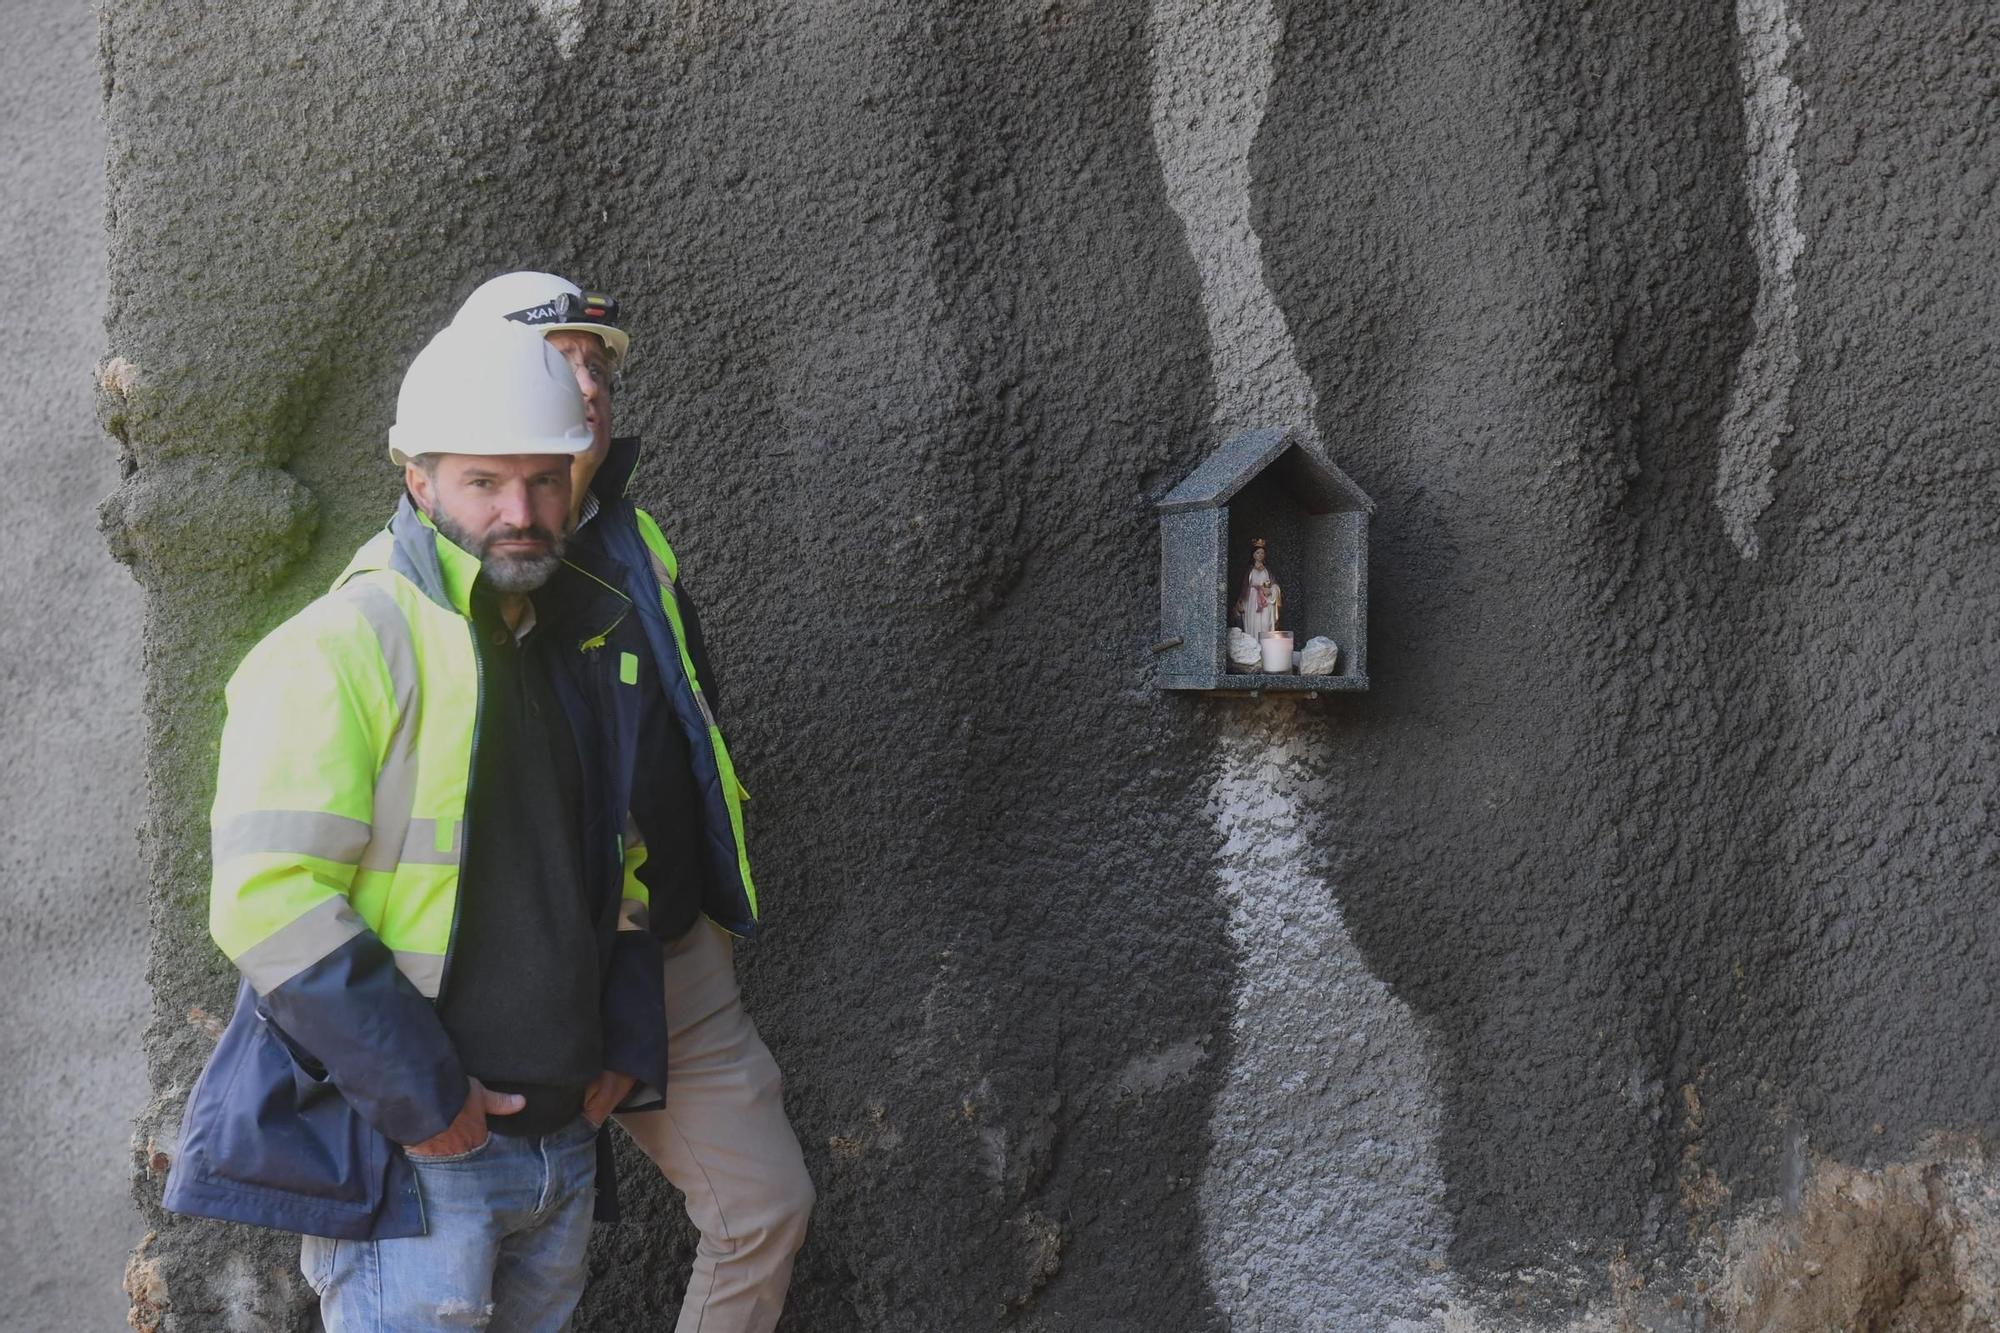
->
[405, 453, 574, 593]
[544, 330, 612, 504]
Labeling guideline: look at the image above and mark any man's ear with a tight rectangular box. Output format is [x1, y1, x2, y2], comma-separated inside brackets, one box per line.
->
[404, 460, 435, 515]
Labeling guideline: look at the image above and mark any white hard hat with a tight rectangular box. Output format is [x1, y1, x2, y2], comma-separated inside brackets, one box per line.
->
[388, 319, 593, 465]
[454, 270, 631, 368]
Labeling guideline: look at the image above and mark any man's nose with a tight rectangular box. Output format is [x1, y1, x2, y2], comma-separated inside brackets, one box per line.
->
[496, 483, 537, 530]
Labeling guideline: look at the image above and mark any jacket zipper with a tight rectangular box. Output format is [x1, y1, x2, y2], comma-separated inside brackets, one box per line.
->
[573, 571, 631, 901]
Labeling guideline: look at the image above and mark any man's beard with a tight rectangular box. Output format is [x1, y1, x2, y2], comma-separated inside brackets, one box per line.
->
[431, 508, 567, 593]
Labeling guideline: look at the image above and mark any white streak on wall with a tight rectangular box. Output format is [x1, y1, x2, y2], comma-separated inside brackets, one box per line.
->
[1201, 717, 1456, 1328]
[1716, 0, 1804, 560]
[530, 0, 590, 60]
[1150, 0, 1320, 447]
[1150, 4, 1454, 1324]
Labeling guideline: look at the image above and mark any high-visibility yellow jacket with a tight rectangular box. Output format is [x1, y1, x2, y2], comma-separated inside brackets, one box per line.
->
[165, 497, 667, 1240]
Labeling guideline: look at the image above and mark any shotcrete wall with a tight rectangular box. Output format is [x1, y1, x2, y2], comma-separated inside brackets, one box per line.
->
[0, 2, 148, 1329]
[103, 1, 1997, 1329]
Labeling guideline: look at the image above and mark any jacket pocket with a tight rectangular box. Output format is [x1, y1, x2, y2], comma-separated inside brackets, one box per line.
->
[202, 1012, 379, 1206]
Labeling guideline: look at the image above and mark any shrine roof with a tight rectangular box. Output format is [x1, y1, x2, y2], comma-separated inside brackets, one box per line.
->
[1157, 426, 1373, 515]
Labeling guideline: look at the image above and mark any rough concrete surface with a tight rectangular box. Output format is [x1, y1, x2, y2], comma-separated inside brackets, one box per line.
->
[88, 0, 1999, 1329]
[0, 1, 149, 1328]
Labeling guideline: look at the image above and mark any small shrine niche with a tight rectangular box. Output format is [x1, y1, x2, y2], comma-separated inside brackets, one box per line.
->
[1155, 426, 1372, 694]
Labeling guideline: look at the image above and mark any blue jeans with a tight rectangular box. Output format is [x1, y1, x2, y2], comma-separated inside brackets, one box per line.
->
[301, 1116, 599, 1332]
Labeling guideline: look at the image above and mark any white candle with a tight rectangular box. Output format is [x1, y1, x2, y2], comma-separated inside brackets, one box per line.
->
[1259, 631, 1294, 674]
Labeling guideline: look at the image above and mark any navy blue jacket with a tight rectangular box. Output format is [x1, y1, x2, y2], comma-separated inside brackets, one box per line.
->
[574, 438, 759, 940]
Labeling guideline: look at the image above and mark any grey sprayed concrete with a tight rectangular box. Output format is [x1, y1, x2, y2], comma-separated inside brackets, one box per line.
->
[1777, 0, 2000, 1168]
[1255, 2, 1768, 1292]
[1256, 0, 1998, 1317]
[0, 1, 149, 1328]
[100, 0, 1999, 1329]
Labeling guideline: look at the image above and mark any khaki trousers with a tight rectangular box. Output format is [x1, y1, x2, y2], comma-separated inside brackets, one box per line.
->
[615, 919, 814, 1333]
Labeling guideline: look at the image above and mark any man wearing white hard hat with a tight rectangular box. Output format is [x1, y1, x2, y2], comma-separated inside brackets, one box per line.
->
[454, 271, 813, 1333]
[164, 318, 671, 1331]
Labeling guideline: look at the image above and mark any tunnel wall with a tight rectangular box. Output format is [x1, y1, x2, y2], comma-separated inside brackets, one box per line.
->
[102, 2, 1998, 1328]
[0, 3, 148, 1329]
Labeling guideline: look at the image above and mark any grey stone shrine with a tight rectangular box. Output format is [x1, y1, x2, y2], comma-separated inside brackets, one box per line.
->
[1155, 426, 1372, 693]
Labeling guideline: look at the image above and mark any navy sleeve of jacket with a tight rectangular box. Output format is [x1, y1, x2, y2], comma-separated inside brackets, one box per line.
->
[259, 936, 469, 1146]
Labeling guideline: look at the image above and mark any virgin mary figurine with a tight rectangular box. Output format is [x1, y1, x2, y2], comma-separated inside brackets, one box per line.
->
[1236, 538, 1282, 639]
